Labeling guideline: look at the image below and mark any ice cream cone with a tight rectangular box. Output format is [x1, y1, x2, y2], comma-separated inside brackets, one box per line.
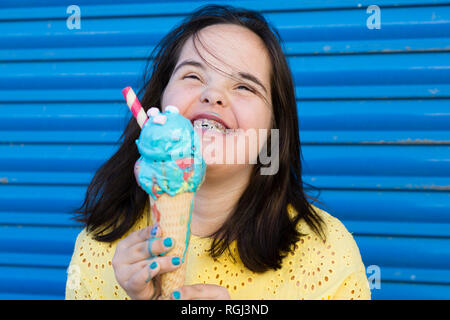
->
[123, 94, 206, 300]
[149, 192, 195, 299]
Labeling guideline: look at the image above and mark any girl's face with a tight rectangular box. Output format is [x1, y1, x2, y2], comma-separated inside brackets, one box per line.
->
[161, 24, 273, 173]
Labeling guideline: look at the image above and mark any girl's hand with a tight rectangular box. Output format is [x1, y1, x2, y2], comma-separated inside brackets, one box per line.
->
[168, 284, 231, 300]
[112, 224, 182, 300]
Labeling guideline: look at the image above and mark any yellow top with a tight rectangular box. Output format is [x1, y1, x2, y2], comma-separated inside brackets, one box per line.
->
[65, 204, 371, 300]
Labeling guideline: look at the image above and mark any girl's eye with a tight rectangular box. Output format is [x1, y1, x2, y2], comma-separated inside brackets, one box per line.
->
[237, 84, 254, 92]
[184, 74, 200, 80]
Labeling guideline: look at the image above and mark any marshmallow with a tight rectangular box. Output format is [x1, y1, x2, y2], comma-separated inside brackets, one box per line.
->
[152, 114, 167, 125]
[165, 105, 179, 114]
[147, 107, 160, 117]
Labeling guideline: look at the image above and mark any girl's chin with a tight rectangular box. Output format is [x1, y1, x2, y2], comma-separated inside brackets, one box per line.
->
[202, 162, 252, 181]
[204, 161, 251, 171]
[196, 134, 253, 166]
[201, 150, 251, 167]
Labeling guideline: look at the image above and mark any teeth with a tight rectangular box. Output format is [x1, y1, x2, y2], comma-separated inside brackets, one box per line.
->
[193, 119, 227, 133]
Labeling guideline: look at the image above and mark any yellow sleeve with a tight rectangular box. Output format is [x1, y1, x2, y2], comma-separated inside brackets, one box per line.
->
[65, 228, 93, 300]
[313, 209, 371, 300]
[332, 269, 371, 300]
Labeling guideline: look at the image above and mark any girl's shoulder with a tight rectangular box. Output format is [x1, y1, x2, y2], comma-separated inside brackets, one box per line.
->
[288, 203, 357, 248]
[72, 205, 151, 253]
[67, 226, 137, 299]
[69, 227, 118, 270]
[72, 211, 149, 254]
[286, 203, 367, 281]
[272, 204, 371, 299]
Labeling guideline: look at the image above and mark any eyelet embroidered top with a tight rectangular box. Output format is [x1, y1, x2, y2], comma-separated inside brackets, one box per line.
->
[65, 204, 371, 300]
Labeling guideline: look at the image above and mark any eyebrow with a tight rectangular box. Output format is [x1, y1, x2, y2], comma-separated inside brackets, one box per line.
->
[173, 59, 205, 74]
[173, 59, 268, 94]
[237, 72, 268, 94]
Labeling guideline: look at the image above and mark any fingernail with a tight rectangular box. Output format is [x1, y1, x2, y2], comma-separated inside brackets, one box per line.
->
[150, 225, 158, 237]
[172, 256, 180, 266]
[172, 290, 181, 300]
[150, 261, 158, 270]
[163, 237, 173, 248]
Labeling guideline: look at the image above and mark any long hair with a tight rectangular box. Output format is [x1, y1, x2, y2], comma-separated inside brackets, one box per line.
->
[75, 4, 326, 273]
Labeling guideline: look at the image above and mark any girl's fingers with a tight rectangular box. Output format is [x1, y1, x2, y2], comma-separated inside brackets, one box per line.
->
[126, 255, 183, 300]
[171, 284, 231, 300]
[117, 225, 153, 250]
[127, 255, 183, 285]
[148, 236, 175, 258]
[150, 223, 162, 238]
[126, 259, 160, 299]
[127, 234, 175, 264]
[155, 255, 183, 275]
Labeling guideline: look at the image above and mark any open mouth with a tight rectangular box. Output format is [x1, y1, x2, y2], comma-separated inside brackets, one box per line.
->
[189, 111, 238, 135]
[192, 118, 228, 134]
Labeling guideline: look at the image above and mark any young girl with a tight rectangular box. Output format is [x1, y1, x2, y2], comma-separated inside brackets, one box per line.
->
[66, 4, 371, 300]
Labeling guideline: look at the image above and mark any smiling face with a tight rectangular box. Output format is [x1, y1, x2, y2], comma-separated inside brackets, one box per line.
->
[161, 23, 273, 173]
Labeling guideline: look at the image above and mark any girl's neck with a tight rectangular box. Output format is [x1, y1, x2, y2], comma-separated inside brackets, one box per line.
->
[190, 166, 252, 237]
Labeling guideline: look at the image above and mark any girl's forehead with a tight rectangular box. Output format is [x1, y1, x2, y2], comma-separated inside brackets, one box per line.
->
[177, 24, 271, 82]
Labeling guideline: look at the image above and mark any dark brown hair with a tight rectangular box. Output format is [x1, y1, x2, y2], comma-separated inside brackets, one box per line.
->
[75, 4, 326, 273]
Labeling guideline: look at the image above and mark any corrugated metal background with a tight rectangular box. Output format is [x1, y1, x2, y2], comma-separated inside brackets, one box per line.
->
[0, 0, 449, 300]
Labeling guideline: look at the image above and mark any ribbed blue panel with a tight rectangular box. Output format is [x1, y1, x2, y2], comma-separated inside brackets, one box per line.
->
[0, 0, 449, 300]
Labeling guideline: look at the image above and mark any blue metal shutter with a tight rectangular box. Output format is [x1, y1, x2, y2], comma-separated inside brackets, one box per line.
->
[0, 0, 449, 300]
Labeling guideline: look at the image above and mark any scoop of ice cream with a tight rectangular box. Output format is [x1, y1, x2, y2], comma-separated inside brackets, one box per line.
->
[135, 106, 206, 199]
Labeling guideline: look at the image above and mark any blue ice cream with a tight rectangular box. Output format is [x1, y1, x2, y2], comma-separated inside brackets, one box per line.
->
[135, 106, 206, 200]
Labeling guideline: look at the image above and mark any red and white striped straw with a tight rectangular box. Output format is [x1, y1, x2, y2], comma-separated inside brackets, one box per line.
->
[122, 86, 148, 129]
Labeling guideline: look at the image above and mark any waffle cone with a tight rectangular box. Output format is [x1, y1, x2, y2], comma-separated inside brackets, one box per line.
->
[149, 192, 194, 299]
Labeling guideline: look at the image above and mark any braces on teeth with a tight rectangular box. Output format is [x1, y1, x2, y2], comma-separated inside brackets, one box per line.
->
[193, 119, 228, 133]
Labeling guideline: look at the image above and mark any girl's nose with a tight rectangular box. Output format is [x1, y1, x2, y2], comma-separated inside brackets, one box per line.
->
[200, 87, 227, 107]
